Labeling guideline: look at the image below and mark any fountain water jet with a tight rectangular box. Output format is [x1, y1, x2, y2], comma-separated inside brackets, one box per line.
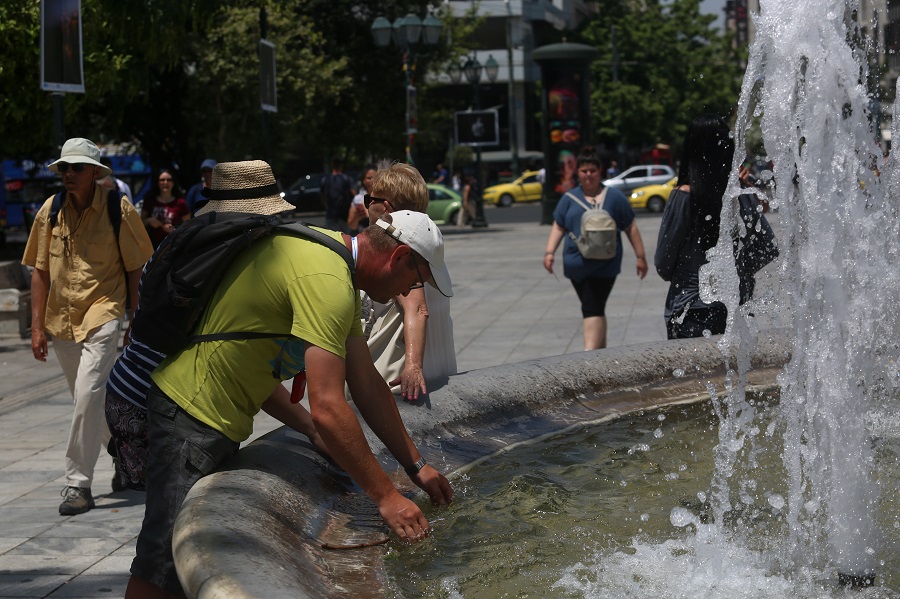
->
[705, 0, 900, 585]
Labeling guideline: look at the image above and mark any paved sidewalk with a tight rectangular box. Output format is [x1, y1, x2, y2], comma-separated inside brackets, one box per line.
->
[0, 211, 785, 598]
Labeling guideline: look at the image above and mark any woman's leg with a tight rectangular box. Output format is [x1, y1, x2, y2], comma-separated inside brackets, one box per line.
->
[582, 316, 607, 350]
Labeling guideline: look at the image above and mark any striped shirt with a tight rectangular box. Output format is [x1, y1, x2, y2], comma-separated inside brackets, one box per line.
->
[106, 337, 165, 408]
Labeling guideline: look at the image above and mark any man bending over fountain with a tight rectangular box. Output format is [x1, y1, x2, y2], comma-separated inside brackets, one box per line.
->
[125, 160, 454, 599]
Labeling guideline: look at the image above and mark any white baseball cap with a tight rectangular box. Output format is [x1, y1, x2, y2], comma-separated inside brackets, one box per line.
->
[376, 210, 453, 297]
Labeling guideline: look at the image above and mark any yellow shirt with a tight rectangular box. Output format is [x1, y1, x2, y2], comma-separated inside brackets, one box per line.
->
[22, 186, 154, 342]
[152, 232, 362, 442]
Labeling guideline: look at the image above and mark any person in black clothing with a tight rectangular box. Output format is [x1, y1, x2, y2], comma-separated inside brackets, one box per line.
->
[322, 156, 356, 233]
[654, 114, 778, 339]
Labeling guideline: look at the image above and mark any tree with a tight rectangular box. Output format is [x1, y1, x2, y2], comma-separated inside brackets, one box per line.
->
[1, 0, 452, 182]
[579, 0, 745, 161]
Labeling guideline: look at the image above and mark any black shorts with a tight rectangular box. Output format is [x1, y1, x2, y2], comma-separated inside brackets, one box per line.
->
[130, 384, 239, 595]
[571, 277, 616, 318]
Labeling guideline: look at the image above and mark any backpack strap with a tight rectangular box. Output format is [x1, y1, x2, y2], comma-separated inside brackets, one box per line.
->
[563, 191, 592, 212]
[187, 219, 356, 379]
[276, 221, 357, 289]
[48, 189, 128, 304]
[49, 189, 122, 238]
[48, 191, 65, 228]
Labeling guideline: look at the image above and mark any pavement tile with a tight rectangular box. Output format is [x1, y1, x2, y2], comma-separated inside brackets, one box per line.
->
[45, 574, 127, 598]
[0, 574, 69, 598]
[0, 539, 26, 554]
[3, 538, 126, 558]
[0, 554, 100, 576]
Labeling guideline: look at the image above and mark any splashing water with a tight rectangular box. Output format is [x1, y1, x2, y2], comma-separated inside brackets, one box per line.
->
[702, 0, 900, 583]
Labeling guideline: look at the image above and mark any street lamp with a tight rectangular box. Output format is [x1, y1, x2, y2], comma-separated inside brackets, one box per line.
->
[450, 54, 498, 228]
[371, 13, 442, 165]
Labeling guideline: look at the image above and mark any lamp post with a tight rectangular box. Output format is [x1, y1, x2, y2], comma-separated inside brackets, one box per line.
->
[449, 54, 498, 228]
[371, 14, 442, 165]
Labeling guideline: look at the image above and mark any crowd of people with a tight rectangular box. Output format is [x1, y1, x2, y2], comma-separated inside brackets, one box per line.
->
[22, 116, 778, 597]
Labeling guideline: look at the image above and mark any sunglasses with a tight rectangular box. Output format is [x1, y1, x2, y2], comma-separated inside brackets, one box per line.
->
[410, 254, 426, 290]
[364, 194, 394, 210]
[56, 163, 86, 174]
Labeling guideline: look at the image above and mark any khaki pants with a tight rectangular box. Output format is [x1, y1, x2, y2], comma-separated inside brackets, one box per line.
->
[53, 318, 121, 488]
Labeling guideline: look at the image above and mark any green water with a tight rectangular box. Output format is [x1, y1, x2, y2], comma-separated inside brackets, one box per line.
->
[384, 395, 900, 598]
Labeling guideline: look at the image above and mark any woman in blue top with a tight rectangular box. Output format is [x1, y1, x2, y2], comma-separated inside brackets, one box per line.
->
[543, 146, 648, 350]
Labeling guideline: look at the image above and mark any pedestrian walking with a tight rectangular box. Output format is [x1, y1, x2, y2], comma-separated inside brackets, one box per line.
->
[22, 137, 153, 515]
[543, 146, 648, 350]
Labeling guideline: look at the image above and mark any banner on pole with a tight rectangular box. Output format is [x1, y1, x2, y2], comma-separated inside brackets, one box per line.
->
[41, 0, 85, 93]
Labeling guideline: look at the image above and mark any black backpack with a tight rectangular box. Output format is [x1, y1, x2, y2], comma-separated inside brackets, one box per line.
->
[129, 211, 356, 362]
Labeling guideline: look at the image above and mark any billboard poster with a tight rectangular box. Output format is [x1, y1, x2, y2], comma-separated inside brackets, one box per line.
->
[259, 39, 277, 113]
[40, 0, 85, 93]
[455, 110, 500, 147]
[546, 72, 585, 199]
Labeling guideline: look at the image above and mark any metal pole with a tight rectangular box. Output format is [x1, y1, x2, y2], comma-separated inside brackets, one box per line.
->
[472, 78, 488, 228]
[506, 0, 519, 177]
[405, 50, 415, 165]
[260, 7, 270, 162]
[52, 93, 65, 151]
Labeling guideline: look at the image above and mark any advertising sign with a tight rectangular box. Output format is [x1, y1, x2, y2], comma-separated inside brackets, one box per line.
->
[454, 110, 500, 147]
[259, 39, 278, 113]
[40, 0, 85, 93]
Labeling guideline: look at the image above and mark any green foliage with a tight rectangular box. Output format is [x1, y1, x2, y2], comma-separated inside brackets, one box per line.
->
[1, 0, 451, 181]
[580, 0, 745, 159]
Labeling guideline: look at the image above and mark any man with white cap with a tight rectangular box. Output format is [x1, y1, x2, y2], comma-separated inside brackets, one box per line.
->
[22, 137, 153, 515]
[126, 160, 454, 599]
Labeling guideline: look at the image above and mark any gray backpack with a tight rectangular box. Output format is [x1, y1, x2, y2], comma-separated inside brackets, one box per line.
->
[565, 190, 618, 260]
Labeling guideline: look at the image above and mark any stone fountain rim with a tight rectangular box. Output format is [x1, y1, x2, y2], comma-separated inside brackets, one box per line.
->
[173, 330, 792, 599]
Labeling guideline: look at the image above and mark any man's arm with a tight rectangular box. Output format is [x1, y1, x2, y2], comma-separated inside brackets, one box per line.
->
[305, 343, 443, 543]
[260, 384, 330, 457]
[30, 268, 50, 362]
[392, 289, 429, 400]
[122, 268, 142, 347]
[344, 336, 453, 504]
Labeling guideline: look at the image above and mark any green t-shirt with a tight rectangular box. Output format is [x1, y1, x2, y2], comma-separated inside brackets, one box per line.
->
[152, 230, 361, 442]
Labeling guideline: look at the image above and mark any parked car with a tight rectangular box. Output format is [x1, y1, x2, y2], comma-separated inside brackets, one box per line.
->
[629, 177, 677, 213]
[603, 164, 676, 194]
[281, 173, 326, 213]
[482, 170, 543, 207]
[426, 183, 463, 225]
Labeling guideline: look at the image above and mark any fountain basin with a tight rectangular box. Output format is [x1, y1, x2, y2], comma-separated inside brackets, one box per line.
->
[173, 331, 792, 598]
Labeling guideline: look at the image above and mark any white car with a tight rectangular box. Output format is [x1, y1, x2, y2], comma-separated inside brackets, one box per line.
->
[603, 164, 676, 194]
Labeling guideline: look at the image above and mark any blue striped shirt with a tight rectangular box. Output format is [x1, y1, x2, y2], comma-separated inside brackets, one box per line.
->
[106, 337, 165, 408]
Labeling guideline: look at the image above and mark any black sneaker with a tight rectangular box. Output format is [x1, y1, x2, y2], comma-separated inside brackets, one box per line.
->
[59, 486, 94, 515]
[111, 458, 125, 493]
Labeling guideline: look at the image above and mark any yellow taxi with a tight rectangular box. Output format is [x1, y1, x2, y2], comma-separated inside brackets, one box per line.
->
[482, 170, 543, 207]
[628, 177, 676, 213]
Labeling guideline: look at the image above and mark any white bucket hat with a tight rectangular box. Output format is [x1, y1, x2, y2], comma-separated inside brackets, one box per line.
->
[376, 210, 453, 297]
[195, 160, 294, 216]
[48, 138, 112, 177]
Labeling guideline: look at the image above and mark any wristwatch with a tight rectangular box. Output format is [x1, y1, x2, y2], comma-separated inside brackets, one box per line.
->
[404, 457, 427, 477]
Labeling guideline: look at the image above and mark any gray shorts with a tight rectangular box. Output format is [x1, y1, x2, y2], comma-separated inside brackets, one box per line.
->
[130, 383, 238, 595]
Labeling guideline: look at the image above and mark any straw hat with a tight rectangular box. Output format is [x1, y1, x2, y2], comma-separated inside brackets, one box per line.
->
[195, 160, 294, 216]
[48, 138, 112, 178]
